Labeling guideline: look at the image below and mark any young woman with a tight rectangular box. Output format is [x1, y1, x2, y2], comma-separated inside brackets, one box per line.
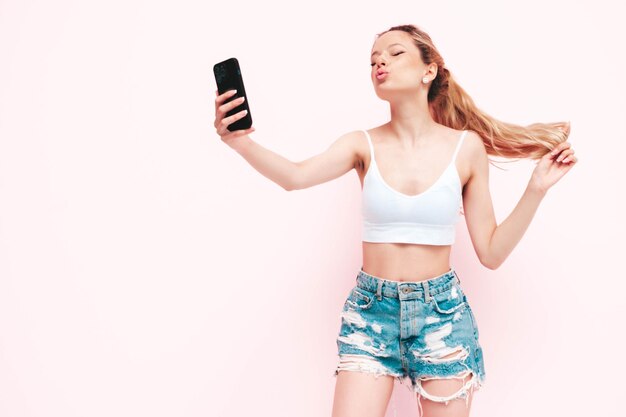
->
[214, 24, 576, 417]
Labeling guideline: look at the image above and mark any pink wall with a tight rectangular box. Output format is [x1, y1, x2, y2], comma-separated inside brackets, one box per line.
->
[1, 0, 623, 416]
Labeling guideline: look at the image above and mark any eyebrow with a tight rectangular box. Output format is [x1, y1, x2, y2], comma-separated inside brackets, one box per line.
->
[371, 43, 405, 58]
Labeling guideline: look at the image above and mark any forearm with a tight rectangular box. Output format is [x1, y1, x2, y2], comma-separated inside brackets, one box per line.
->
[229, 135, 297, 191]
[486, 182, 547, 269]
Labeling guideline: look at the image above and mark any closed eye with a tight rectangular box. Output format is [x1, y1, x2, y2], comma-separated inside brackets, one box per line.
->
[371, 51, 404, 67]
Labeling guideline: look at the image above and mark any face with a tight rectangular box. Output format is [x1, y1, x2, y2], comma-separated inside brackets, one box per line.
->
[370, 31, 436, 98]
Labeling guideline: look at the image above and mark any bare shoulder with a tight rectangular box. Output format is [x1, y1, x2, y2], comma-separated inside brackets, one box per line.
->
[345, 128, 369, 169]
[461, 130, 488, 178]
[462, 130, 486, 154]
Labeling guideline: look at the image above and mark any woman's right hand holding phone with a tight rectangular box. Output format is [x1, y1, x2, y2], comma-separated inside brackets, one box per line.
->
[214, 89, 255, 149]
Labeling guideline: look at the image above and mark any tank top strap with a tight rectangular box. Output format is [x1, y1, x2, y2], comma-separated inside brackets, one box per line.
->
[362, 130, 376, 164]
[451, 130, 467, 163]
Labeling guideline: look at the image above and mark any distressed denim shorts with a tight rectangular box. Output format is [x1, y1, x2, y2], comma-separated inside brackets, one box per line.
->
[333, 266, 486, 406]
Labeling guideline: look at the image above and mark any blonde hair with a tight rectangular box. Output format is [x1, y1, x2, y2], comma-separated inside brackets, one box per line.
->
[377, 24, 570, 167]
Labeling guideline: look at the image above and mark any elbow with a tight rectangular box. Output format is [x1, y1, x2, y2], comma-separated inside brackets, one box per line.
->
[284, 179, 298, 191]
[284, 165, 300, 191]
[480, 258, 493, 270]
[481, 255, 501, 270]
[481, 261, 497, 270]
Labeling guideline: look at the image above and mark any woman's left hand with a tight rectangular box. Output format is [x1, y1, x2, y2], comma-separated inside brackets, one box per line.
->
[530, 140, 578, 193]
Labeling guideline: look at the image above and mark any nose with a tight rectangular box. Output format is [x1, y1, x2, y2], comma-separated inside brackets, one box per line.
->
[373, 54, 387, 68]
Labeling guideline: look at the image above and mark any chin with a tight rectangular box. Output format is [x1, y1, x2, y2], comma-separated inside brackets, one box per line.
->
[374, 86, 397, 99]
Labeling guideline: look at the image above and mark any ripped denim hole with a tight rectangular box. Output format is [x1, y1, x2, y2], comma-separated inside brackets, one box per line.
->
[412, 344, 470, 364]
[414, 370, 479, 417]
[333, 354, 401, 380]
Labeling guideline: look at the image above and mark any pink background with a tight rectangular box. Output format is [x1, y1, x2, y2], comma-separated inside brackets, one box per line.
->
[1, 0, 624, 416]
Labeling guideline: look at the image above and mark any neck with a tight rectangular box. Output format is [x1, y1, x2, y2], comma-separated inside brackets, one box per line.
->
[387, 93, 437, 147]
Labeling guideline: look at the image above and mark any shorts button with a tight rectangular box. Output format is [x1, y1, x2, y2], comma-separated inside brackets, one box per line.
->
[402, 287, 409, 293]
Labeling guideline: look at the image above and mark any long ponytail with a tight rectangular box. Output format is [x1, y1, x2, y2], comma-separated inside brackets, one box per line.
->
[378, 24, 571, 167]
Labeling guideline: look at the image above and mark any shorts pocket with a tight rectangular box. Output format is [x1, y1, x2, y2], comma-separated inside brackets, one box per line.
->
[431, 284, 467, 315]
[345, 287, 374, 310]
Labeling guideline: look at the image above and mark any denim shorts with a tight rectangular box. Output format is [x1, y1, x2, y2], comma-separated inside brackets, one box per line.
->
[333, 266, 486, 406]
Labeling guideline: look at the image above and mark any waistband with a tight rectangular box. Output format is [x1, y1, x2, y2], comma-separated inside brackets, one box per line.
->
[356, 266, 461, 302]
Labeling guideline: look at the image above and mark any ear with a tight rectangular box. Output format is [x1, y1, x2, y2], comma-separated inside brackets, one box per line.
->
[424, 62, 438, 79]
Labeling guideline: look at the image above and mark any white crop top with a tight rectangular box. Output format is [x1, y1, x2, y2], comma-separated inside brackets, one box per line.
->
[361, 129, 467, 245]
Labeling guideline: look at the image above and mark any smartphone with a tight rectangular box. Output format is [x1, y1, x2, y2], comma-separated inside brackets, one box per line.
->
[213, 57, 252, 131]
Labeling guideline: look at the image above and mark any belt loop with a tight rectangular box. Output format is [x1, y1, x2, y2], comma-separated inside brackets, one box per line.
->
[422, 280, 430, 302]
[376, 279, 383, 301]
[450, 266, 460, 285]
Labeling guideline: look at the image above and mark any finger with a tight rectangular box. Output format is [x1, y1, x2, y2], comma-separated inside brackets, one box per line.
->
[550, 146, 560, 156]
[550, 141, 571, 156]
[562, 153, 577, 163]
[556, 149, 574, 162]
[216, 125, 228, 137]
[220, 108, 248, 129]
[215, 89, 238, 107]
[216, 96, 244, 117]
[546, 146, 562, 160]
[555, 150, 568, 162]
[219, 125, 253, 138]
[218, 95, 246, 115]
[217, 124, 234, 137]
[216, 112, 248, 135]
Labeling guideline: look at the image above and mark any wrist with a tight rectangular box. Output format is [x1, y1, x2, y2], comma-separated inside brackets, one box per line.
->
[527, 180, 548, 197]
[229, 135, 252, 154]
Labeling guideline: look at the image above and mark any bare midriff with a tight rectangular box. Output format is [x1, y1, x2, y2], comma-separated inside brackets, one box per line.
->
[362, 242, 452, 282]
